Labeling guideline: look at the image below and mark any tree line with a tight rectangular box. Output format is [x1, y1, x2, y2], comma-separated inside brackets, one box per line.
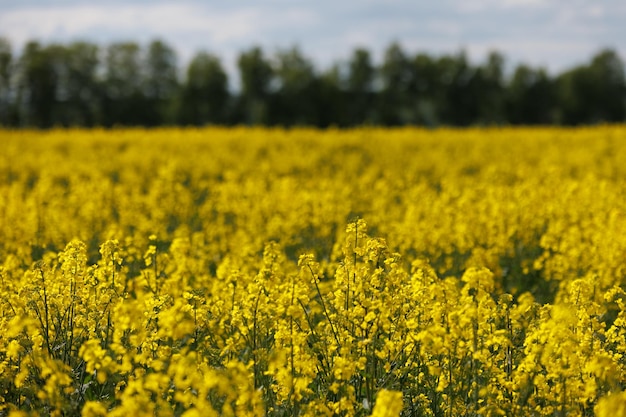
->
[0, 37, 624, 128]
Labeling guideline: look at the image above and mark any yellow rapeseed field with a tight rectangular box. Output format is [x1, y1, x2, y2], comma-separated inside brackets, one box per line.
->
[1, 126, 626, 416]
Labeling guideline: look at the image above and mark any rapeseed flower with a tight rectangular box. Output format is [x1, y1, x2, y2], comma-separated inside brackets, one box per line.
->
[0, 126, 625, 415]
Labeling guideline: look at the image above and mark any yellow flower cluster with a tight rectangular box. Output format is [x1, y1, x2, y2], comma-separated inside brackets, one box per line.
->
[0, 126, 626, 416]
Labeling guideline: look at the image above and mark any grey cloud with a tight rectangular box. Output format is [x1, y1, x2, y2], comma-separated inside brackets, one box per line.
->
[0, 0, 624, 76]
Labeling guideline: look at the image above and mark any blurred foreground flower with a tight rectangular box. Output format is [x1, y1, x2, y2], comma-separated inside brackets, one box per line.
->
[371, 389, 403, 417]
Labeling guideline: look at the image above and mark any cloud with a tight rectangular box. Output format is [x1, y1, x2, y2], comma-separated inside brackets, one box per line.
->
[456, 0, 545, 13]
[0, 2, 319, 50]
[0, 0, 624, 79]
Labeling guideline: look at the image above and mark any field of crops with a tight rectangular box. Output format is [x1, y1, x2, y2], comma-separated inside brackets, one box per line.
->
[1, 126, 626, 416]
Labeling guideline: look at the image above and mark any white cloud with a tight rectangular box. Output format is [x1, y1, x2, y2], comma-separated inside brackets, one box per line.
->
[0, 0, 624, 81]
[457, 0, 545, 12]
[587, 5, 605, 18]
[0, 2, 319, 49]
[425, 20, 464, 37]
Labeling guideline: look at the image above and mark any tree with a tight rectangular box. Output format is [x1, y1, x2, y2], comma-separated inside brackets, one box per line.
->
[437, 51, 477, 126]
[178, 51, 229, 125]
[16, 41, 58, 127]
[2, 37, 625, 127]
[346, 48, 376, 125]
[57, 41, 101, 126]
[557, 49, 626, 124]
[409, 53, 441, 126]
[102, 42, 144, 126]
[272, 46, 317, 125]
[506, 64, 555, 125]
[237, 46, 274, 125]
[144, 39, 179, 125]
[587, 49, 625, 122]
[475, 51, 506, 124]
[0, 37, 15, 126]
[379, 42, 413, 125]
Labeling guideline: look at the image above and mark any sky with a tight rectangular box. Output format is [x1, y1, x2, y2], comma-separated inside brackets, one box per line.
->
[1, 0, 624, 86]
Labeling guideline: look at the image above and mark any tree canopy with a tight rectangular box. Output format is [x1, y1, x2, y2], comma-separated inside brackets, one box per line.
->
[0, 37, 623, 128]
